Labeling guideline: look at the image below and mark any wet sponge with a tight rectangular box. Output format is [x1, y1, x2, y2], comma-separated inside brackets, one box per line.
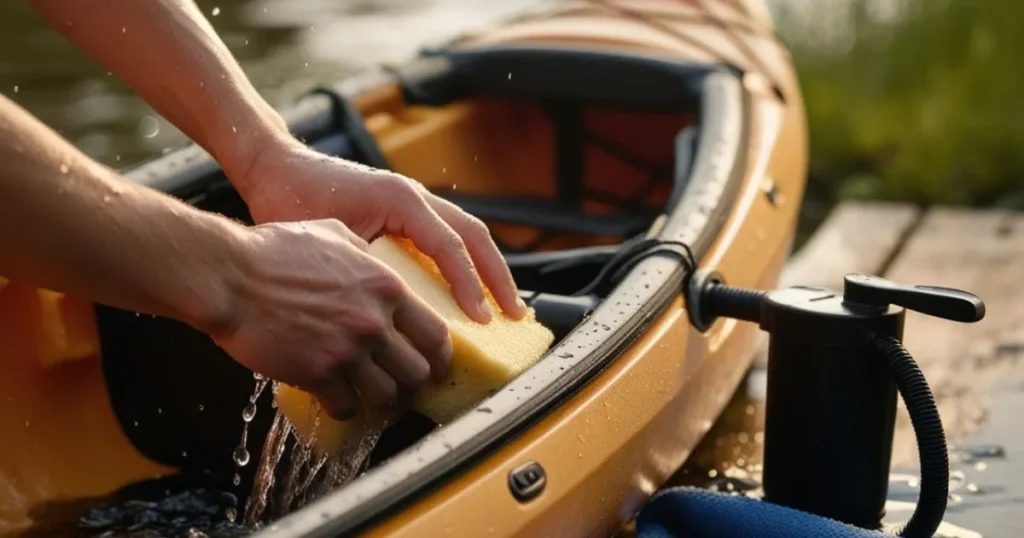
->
[275, 235, 555, 452]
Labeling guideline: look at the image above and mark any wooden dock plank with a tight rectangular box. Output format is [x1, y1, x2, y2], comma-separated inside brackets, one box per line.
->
[884, 207, 1024, 469]
[881, 206, 1024, 537]
[781, 201, 921, 289]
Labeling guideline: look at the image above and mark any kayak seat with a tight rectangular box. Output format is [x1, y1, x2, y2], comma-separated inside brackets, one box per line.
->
[379, 45, 720, 238]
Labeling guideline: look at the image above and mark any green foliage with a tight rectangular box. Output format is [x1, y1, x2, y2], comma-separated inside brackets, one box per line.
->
[776, 0, 1024, 208]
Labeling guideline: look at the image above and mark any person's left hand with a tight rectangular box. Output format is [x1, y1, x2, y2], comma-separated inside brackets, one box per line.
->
[234, 138, 527, 324]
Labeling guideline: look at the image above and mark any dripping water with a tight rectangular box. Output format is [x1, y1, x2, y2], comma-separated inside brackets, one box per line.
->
[242, 382, 387, 526]
[232, 374, 269, 490]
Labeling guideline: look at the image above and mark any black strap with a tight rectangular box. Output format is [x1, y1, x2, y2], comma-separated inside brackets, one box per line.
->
[308, 86, 391, 170]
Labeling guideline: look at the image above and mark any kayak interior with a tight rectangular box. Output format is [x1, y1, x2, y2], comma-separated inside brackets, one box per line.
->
[90, 42, 748, 535]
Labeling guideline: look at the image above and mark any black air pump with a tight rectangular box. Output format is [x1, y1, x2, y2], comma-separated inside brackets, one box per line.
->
[686, 270, 986, 537]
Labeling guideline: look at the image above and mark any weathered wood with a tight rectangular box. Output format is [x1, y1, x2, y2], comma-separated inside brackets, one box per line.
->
[780, 201, 922, 289]
[886, 207, 1024, 469]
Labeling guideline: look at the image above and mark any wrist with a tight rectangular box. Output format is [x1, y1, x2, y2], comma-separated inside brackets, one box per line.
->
[172, 214, 255, 340]
[214, 103, 295, 200]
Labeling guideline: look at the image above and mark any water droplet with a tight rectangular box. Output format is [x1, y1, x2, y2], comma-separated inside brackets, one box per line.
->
[975, 461, 988, 471]
[253, 372, 264, 381]
[25, 420, 30, 427]
[507, 72, 512, 80]
[103, 195, 111, 202]
[474, 154, 478, 161]
[304, 62, 309, 67]
[211, 7, 221, 16]
[121, 26, 126, 34]
[157, 407, 162, 414]
[13, 85, 18, 93]
[232, 126, 237, 133]
[182, 450, 188, 457]
[577, 433, 585, 443]
[244, 39, 249, 46]
[59, 163, 69, 174]
[233, 473, 241, 486]
[233, 446, 250, 466]
[966, 483, 980, 493]
[115, 155, 121, 162]
[198, 404, 204, 411]
[558, 352, 574, 359]
[226, 507, 237, 523]
[708, 469, 718, 478]
[477, 407, 492, 414]
[133, 420, 139, 427]
[139, 116, 160, 138]
[242, 402, 257, 422]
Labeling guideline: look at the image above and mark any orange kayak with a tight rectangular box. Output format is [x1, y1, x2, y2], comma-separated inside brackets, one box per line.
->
[0, 1, 806, 536]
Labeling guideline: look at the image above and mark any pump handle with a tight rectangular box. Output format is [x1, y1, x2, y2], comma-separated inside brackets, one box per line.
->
[843, 274, 985, 323]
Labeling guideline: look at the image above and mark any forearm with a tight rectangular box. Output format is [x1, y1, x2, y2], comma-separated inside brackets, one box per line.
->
[0, 94, 248, 334]
[30, 0, 289, 196]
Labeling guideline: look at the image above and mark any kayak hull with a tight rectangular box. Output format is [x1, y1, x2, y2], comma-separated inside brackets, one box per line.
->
[0, 1, 806, 535]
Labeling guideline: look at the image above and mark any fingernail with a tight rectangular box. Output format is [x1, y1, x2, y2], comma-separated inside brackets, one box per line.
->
[477, 298, 493, 323]
[516, 296, 527, 312]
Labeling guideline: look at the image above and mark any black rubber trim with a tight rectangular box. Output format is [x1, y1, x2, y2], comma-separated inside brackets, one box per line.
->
[668, 125, 699, 210]
[308, 86, 391, 170]
[389, 44, 712, 111]
[255, 68, 750, 538]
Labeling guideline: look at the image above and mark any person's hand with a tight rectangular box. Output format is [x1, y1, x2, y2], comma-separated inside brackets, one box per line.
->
[234, 139, 527, 324]
[212, 219, 452, 420]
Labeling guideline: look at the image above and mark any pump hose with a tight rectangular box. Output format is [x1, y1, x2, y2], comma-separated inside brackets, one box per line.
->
[867, 333, 949, 538]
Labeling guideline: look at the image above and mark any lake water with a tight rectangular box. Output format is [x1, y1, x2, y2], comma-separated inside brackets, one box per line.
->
[0, 0, 555, 169]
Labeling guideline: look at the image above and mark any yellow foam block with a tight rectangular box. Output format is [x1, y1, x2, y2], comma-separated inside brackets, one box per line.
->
[275, 236, 554, 453]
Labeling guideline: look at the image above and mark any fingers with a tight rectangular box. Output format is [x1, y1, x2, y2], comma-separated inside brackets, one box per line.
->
[428, 197, 527, 319]
[394, 296, 453, 382]
[346, 358, 398, 408]
[375, 328, 432, 387]
[312, 377, 360, 421]
[387, 188, 492, 324]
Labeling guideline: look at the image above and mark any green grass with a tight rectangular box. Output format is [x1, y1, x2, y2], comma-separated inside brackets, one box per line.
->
[775, 0, 1024, 210]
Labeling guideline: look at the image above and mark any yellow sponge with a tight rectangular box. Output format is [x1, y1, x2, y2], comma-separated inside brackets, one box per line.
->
[275, 235, 554, 453]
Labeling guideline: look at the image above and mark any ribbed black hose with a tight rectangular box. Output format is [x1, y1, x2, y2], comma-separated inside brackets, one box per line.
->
[867, 333, 949, 538]
[703, 285, 765, 324]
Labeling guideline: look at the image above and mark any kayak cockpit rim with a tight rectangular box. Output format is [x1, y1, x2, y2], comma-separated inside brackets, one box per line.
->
[248, 50, 752, 536]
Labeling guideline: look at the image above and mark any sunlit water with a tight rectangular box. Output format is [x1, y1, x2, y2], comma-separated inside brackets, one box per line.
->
[0, 0, 553, 169]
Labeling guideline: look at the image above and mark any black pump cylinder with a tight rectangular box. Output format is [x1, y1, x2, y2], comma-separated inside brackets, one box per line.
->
[759, 286, 904, 530]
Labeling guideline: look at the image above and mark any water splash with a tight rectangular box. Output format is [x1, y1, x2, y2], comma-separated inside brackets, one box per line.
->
[242, 382, 387, 526]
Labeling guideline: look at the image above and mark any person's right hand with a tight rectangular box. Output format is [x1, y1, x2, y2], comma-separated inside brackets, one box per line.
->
[212, 219, 452, 420]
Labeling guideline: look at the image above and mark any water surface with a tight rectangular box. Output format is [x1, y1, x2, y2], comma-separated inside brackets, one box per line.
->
[0, 0, 551, 169]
